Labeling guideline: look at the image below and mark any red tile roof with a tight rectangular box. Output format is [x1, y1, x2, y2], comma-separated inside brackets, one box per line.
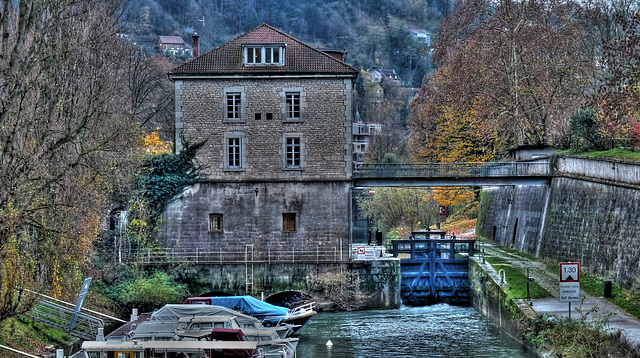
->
[169, 24, 357, 77]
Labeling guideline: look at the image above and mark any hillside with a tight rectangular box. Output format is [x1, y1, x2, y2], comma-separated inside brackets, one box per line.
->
[121, 0, 450, 86]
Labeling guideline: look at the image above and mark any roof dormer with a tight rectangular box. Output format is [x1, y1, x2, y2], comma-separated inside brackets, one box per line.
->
[243, 44, 285, 66]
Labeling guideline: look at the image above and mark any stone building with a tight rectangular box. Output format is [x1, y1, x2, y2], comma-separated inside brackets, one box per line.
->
[163, 24, 359, 257]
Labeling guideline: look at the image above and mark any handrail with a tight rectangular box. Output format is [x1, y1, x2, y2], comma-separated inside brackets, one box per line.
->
[25, 289, 126, 323]
[129, 246, 347, 265]
[353, 161, 550, 178]
[289, 302, 316, 316]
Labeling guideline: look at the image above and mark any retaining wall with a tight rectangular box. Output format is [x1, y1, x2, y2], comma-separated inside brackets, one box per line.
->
[478, 156, 640, 290]
[164, 259, 401, 310]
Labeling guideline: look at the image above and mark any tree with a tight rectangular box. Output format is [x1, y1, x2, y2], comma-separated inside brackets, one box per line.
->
[410, 0, 597, 160]
[0, 0, 142, 322]
[584, 2, 640, 148]
[357, 188, 438, 239]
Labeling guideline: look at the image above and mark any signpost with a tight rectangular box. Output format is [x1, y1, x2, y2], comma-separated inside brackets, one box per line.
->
[559, 262, 580, 318]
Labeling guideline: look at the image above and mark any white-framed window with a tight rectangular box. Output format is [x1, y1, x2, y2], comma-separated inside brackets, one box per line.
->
[285, 92, 300, 120]
[222, 87, 246, 122]
[224, 132, 247, 171]
[228, 137, 242, 168]
[244, 45, 285, 66]
[226, 92, 241, 120]
[281, 87, 304, 122]
[284, 136, 302, 169]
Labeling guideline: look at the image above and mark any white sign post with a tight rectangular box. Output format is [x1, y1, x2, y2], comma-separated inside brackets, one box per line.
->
[559, 262, 580, 318]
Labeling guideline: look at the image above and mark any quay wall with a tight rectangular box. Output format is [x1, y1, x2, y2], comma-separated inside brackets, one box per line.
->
[478, 156, 640, 290]
[160, 259, 401, 310]
[469, 258, 524, 340]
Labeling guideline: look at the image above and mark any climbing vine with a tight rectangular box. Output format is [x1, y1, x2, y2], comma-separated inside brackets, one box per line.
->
[126, 141, 205, 246]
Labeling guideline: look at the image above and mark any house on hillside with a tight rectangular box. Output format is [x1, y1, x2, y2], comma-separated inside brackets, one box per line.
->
[164, 24, 358, 257]
[158, 35, 187, 51]
[408, 29, 432, 46]
[352, 122, 384, 164]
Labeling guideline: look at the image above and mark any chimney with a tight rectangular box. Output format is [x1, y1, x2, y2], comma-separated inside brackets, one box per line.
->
[192, 33, 200, 58]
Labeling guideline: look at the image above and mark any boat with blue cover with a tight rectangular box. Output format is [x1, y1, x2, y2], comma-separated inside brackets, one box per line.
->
[183, 295, 316, 333]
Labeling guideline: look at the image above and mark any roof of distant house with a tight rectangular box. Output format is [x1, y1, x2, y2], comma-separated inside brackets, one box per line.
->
[408, 29, 430, 35]
[169, 23, 357, 76]
[158, 36, 186, 45]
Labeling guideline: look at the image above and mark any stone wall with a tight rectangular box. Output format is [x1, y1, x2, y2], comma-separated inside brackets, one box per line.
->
[167, 259, 401, 310]
[540, 177, 640, 290]
[159, 181, 351, 252]
[176, 77, 353, 181]
[469, 259, 524, 340]
[478, 156, 640, 290]
[477, 185, 548, 255]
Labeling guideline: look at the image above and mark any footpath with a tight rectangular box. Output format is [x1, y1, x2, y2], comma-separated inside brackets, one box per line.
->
[472, 242, 640, 350]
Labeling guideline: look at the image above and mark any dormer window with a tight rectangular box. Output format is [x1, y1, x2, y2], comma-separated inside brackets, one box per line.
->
[244, 45, 285, 66]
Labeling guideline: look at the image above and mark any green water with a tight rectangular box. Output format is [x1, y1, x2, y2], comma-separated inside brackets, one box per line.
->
[295, 304, 537, 357]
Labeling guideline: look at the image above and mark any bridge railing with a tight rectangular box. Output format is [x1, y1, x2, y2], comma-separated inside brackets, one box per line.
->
[353, 161, 550, 178]
[392, 239, 475, 260]
[130, 246, 347, 265]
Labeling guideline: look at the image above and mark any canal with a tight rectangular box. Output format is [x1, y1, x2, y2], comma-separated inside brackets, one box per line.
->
[296, 304, 536, 357]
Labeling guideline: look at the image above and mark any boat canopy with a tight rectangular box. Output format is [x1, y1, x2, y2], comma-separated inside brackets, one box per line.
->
[150, 304, 257, 322]
[207, 296, 290, 320]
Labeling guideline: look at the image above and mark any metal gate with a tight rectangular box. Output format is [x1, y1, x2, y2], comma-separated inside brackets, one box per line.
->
[393, 238, 475, 305]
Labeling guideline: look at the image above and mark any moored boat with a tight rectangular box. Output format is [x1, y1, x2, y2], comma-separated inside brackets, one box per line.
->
[80, 304, 298, 358]
[183, 295, 316, 333]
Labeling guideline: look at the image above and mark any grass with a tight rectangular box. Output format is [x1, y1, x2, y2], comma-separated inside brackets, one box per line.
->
[0, 316, 74, 358]
[484, 256, 552, 300]
[547, 264, 640, 321]
[560, 148, 640, 163]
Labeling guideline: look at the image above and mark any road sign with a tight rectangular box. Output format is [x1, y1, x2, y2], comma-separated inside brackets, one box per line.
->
[560, 262, 580, 282]
[438, 206, 447, 215]
[559, 282, 580, 302]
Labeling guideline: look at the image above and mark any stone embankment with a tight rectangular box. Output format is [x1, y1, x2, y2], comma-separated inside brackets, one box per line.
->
[471, 241, 640, 357]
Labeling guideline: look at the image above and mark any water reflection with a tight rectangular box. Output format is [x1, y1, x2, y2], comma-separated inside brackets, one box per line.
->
[296, 304, 536, 358]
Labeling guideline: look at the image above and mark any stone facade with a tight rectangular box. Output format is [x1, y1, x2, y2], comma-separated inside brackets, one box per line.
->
[163, 24, 358, 256]
[175, 77, 353, 180]
[160, 181, 351, 253]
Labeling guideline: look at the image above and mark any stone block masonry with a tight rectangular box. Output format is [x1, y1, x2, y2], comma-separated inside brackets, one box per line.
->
[161, 260, 401, 310]
[178, 77, 352, 181]
[159, 181, 351, 253]
[478, 156, 640, 291]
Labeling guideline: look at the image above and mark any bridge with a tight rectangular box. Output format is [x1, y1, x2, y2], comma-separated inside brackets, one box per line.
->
[353, 161, 551, 187]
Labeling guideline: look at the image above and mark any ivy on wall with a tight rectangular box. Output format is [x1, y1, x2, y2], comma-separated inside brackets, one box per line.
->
[136, 141, 205, 216]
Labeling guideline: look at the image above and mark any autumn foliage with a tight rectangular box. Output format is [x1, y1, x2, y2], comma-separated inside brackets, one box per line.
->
[409, 0, 639, 160]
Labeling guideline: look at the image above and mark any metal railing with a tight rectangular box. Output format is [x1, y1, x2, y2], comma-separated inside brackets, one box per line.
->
[353, 161, 550, 178]
[26, 300, 104, 341]
[392, 239, 475, 260]
[130, 246, 347, 265]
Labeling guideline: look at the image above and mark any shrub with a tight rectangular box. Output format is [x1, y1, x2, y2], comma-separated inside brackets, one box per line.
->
[631, 122, 640, 149]
[118, 271, 188, 313]
[570, 109, 602, 152]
